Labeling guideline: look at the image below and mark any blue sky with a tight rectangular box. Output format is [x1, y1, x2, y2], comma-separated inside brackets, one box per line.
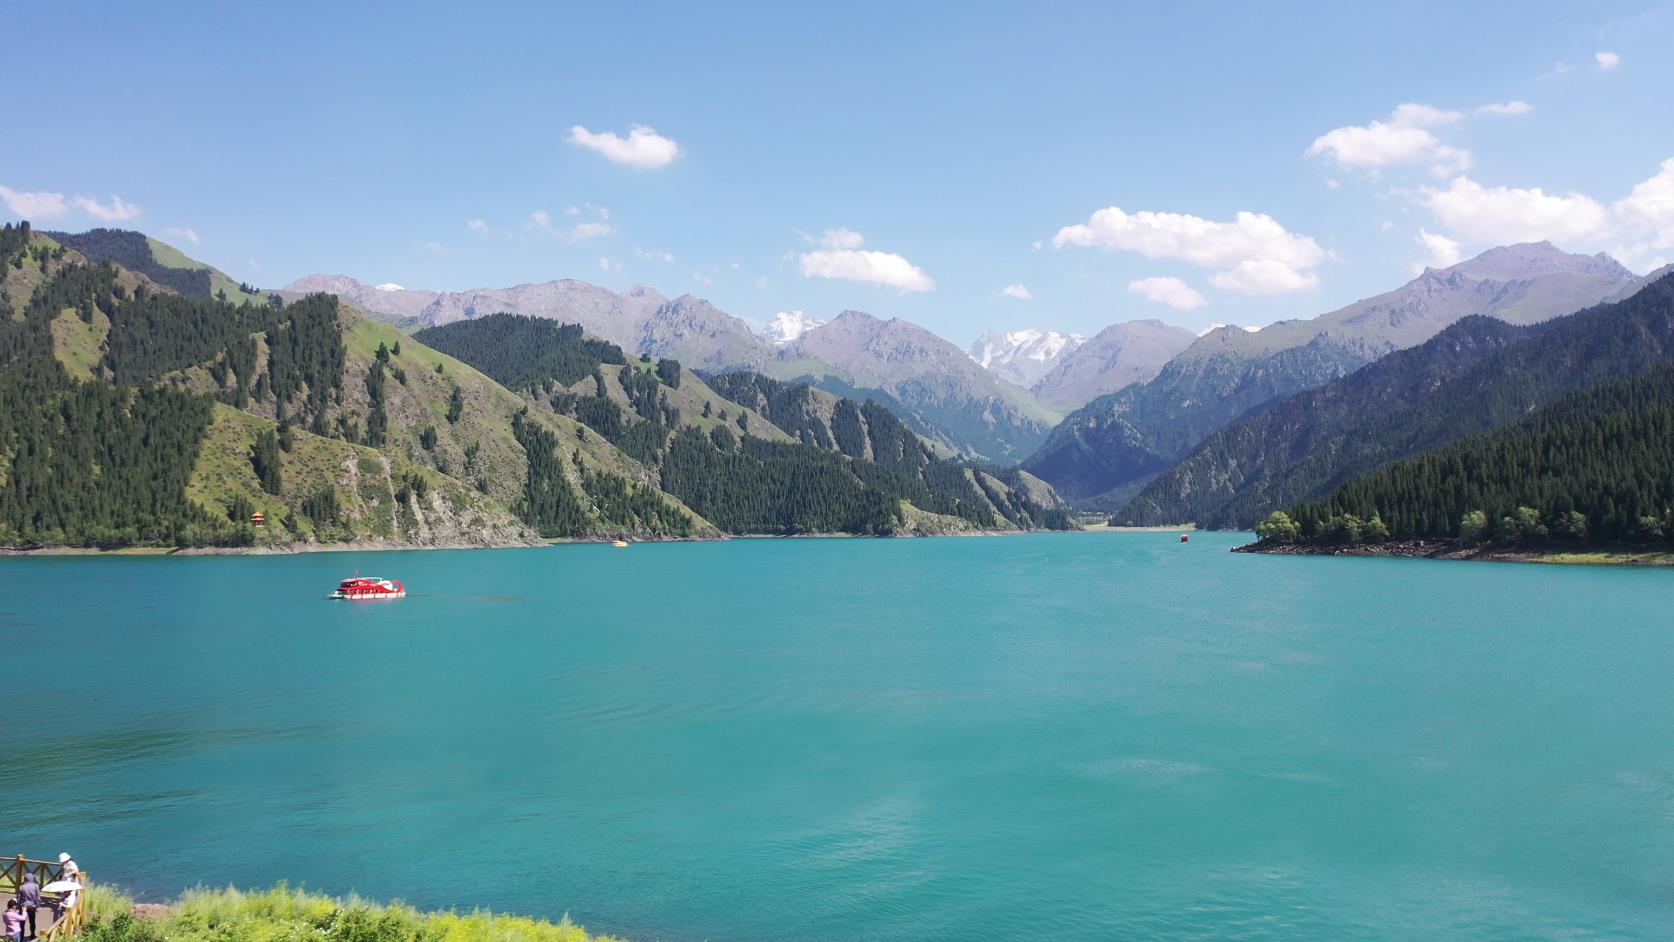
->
[4, 1, 1671, 343]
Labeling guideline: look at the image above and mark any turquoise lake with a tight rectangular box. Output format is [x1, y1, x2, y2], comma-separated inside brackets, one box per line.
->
[4, 532, 1673, 939]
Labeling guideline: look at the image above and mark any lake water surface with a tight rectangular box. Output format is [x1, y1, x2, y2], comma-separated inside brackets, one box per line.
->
[4, 532, 1672, 940]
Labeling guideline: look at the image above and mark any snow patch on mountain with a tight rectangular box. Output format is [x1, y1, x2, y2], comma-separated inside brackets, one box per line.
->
[1197, 323, 1262, 336]
[761, 310, 827, 345]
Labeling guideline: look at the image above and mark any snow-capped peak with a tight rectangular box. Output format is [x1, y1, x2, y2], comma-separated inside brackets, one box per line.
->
[374, 282, 406, 292]
[969, 329, 1085, 369]
[761, 310, 826, 345]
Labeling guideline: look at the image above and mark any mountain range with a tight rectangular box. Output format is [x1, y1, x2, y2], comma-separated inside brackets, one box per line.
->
[1159, 270, 1674, 529]
[1021, 243, 1644, 501]
[283, 273, 1064, 462]
[41, 225, 1674, 543]
[0, 222, 1070, 551]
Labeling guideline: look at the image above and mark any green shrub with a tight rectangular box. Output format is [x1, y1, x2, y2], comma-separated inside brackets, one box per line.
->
[80, 885, 621, 942]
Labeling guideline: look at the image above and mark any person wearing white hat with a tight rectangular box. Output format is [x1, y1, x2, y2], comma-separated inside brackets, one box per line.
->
[48, 856, 79, 923]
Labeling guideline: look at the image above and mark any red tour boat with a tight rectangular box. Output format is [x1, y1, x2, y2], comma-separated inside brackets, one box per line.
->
[330, 576, 406, 600]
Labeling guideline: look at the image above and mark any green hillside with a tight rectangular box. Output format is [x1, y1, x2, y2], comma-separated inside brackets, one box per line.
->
[418, 315, 1073, 534]
[47, 227, 268, 305]
[0, 226, 706, 549]
[0, 230, 1065, 549]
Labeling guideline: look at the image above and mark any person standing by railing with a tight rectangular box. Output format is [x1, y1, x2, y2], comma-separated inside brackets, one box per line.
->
[15, 873, 40, 941]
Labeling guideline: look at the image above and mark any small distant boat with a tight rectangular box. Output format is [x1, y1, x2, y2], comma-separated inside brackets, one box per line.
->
[330, 576, 406, 600]
[1179, 533, 1190, 543]
[611, 540, 630, 548]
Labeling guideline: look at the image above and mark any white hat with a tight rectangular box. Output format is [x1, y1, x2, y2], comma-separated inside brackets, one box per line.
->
[58, 853, 71, 863]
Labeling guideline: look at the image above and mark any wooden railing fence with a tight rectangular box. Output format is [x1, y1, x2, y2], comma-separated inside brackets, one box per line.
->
[2, 856, 90, 940]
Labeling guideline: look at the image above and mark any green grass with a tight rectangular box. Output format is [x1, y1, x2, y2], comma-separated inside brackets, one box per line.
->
[145, 236, 266, 305]
[144, 237, 211, 272]
[51, 307, 109, 379]
[82, 884, 623, 942]
[184, 403, 530, 546]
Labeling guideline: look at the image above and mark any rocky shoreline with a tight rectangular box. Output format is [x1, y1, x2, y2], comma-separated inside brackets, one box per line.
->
[1234, 538, 1674, 566]
[0, 524, 1073, 557]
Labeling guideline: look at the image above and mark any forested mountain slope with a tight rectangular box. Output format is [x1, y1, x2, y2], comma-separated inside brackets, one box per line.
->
[418, 315, 1072, 533]
[1277, 361, 1674, 546]
[0, 223, 703, 548]
[1023, 244, 1641, 500]
[284, 266, 1064, 462]
[1128, 272, 1674, 528]
[47, 227, 269, 305]
[769, 310, 1061, 462]
[704, 370, 1070, 528]
[1118, 316, 1539, 528]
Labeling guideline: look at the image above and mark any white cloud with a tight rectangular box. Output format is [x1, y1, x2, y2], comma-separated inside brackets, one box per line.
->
[1413, 229, 1463, 272]
[424, 241, 448, 255]
[817, 228, 864, 249]
[1413, 160, 1674, 272]
[563, 206, 581, 216]
[754, 276, 768, 289]
[0, 185, 69, 219]
[1128, 276, 1207, 310]
[799, 249, 934, 292]
[692, 271, 712, 287]
[1389, 103, 1464, 128]
[1325, 178, 1340, 190]
[1000, 283, 1032, 300]
[534, 208, 611, 241]
[1379, 219, 1396, 232]
[1052, 206, 1326, 295]
[1308, 102, 1471, 177]
[569, 221, 613, 241]
[467, 218, 488, 232]
[1477, 100, 1533, 116]
[72, 193, 141, 221]
[567, 124, 681, 169]
[162, 226, 199, 245]
[636, 247, 676, 263]
[1209, 259, 1320, 295]
[599, 257, 621, 272]
[1596, 51, 1621, 70]
[1423, 176, 1610, 244]
[1615, 158, 1674, 252]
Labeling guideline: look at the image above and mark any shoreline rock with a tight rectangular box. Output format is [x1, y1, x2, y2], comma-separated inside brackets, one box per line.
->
[1233, 538, 1674, 566]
